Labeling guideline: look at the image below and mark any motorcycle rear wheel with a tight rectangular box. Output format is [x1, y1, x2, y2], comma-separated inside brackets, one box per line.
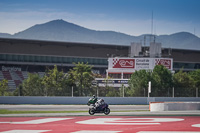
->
[89, 108, 95, 115]
[104, 108, 110, 115]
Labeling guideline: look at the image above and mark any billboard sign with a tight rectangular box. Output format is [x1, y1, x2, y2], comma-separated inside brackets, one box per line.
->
[135, 58, 151, 70]
[109, 58, 173, 71]
[112, 58, 135, 68]
[155, 59, 172, 69]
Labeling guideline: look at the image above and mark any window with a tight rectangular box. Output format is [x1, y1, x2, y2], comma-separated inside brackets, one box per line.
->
[108, 73, 121, 79]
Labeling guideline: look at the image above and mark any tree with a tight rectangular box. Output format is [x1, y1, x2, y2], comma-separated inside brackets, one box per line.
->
[173, 70, 193, 97]
[0, 79, 8, 96]
[151, 65, 173, 97]
[22, 73, 44, 96]
[13, 84, 24, 96]
[42, 65, 68, 96]
[128, 70, 151, 97]
[189, 69, 200, 96]
[69, 62, 94, 96]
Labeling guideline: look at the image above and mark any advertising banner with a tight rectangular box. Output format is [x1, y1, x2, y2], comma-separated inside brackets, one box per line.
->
[109, 58, 173, 71]
[155, 58, 172, 70]
[111, 58, 135, 69]
[135, 58, 152, 70]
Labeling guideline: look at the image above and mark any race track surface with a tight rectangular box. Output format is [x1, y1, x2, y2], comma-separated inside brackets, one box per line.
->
[0, 116, 200, 133]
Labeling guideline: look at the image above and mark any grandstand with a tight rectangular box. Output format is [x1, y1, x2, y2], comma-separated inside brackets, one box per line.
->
[0, 37, 200, 90]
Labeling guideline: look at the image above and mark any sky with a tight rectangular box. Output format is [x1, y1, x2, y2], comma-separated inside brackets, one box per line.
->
[0, 0, 200, 37]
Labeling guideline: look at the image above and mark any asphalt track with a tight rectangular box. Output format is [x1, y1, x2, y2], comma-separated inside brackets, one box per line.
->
[0, 105, 200, 116]
[0, 105, 200, 132]
[0, 116, 200, 133]
[0, 105, 149, 111]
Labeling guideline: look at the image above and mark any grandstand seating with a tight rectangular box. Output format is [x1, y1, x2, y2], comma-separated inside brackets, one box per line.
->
[22, 71, 28, 79]
[7, 80, 16, 91]
[0, 71, 45, 90]
[2, 71, 12, 80]
[38, 72, 45, 78]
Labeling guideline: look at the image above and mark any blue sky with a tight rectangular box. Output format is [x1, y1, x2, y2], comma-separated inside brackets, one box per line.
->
[0, 0, 200, 37]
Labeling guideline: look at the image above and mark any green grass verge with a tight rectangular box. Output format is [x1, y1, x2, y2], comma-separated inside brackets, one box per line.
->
[0, 109, 87, 114]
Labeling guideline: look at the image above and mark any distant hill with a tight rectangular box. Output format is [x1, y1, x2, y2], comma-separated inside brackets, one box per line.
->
[1, 19, 200, 50]
[0, 33, 12, 38]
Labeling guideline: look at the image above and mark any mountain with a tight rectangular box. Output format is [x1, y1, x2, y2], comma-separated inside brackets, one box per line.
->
[1, 19, 200, 50]
[0, 33, 12, 38]
[13, 19, 139, 45]
[157, 32, 200, 49]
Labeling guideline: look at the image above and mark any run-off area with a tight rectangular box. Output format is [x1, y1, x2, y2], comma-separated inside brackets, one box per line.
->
[0, 116, 199, 133]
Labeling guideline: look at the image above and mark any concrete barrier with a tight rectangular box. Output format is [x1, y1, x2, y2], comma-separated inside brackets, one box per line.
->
[0, 96, 200, 105]
[150, 102, 200, 111]
[0, 96, 147, 105]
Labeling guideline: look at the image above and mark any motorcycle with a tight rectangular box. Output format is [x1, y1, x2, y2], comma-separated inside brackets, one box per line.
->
[87, 98, 110, 115]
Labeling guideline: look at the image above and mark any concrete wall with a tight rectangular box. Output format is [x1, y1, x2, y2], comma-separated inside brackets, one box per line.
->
[150, 102, 200, 111]
[0, 96, 200, 105]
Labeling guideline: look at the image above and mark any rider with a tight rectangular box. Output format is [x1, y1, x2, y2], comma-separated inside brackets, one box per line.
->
[92, 95, 97, 103]
[95, 98, 105, 110]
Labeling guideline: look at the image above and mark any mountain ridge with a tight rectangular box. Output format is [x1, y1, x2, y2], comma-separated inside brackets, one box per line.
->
[1, 19, 200, 50]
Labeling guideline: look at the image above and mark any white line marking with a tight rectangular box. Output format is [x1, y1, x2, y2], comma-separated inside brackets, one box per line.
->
[76, 118, 184, 125]
[192, 124, 200, 127]
[0, 118, 73, 124]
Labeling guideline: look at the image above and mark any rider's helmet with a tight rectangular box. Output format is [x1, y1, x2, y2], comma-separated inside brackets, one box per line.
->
[93, 95, 96, 98]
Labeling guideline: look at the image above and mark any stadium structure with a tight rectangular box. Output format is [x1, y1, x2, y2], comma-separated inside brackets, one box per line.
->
[0, 37, 200, 90]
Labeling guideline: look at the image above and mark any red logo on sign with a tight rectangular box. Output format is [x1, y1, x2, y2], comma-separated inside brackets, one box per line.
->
[155, 59, 171, 69]
[113, 59, 135, 68]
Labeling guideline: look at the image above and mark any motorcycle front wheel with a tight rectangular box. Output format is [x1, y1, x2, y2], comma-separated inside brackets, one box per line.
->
[89, 108, 95, 115]
[104, 108, 110, 115]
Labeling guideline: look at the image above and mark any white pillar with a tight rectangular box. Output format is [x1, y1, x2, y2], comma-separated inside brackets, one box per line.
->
[148, 81, 151, 97]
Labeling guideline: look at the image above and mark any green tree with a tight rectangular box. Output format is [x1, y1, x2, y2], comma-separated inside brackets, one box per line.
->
[22, 73, 44, 96]
[13, 84, 24, 96]
[189, 69, 200, 96]
[106, 87, 119, 97]
[0, 79, 8, 96]
[128, 70, 151, 97]
[173, 70, 193, 97]
[42, 65, 68, 96]
[69, 62, 94, 96]
[151, 65, 173, 97]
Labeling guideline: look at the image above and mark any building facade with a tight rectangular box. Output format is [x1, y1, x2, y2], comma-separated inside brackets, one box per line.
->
[0, 38, 200, 90]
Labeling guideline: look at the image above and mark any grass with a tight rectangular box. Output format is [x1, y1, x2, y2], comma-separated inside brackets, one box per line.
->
[0, 109, 87, 114]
